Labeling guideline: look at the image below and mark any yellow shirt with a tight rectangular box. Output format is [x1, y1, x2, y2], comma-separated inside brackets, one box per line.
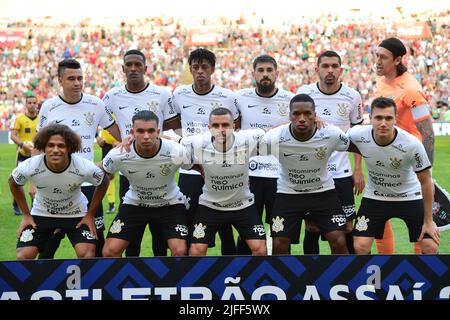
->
[13, 114, 38, 143]
[100, 128, 117, 145]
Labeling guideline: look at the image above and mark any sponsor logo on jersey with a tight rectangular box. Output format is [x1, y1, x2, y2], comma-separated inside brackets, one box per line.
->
[84, 112, 95, 126]
[118, 105, 130, 110]
[147, 101, 159, 113]
[337, 103, 349, 118]
[249, 160, 258, 171]
[68, 183, 81, 193]
[392, 143, 407, 153]
[278, 103, 288, 116]
[389, 157, 402, 169]
[315, 147, 327, 160]
[55, 119, 65, 124]
[160, 164, 172, 176]
[72, 119, 80, 126]
[211, 102, 222, 110]
[414, 152, 423, 168]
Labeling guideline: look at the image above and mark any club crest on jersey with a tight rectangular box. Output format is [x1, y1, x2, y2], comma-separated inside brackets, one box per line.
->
[110, 219, 125, 234]
[84, 112, 95, 126]
[68, 183, 81, 193]
[278, 103, 288, 116]
[315, 146, 327, 160]
[390, 157, 402, 169]
[147, 101, 159, 113]
[211, 102, 223, 110]
[160, 164, 172, 176]
[355, 216, 370, 232]
[271, 216, 285, 233]
[20, 229, 35, 242]
[193, 223, 206, 239]
[336, 103, 349, 118]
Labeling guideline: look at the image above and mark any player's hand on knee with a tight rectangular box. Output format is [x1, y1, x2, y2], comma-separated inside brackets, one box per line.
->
[17, 216, 37, 239]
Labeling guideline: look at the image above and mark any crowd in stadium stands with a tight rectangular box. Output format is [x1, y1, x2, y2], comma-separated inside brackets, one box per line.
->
[0, 10, 448, 130]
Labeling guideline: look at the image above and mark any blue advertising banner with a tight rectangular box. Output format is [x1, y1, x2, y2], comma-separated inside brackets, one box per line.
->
[1, 255, 449, 300]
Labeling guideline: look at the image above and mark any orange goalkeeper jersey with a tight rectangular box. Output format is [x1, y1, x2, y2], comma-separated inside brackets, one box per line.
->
[375, 72, 430, 141]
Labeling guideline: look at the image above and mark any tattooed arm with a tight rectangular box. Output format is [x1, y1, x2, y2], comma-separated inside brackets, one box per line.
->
[416, 118, 435, 165]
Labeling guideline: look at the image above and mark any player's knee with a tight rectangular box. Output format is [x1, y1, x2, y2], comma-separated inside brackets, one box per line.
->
[420, 239, 439, 254]
[272, 237, 290, 255]
[188, 244, 206, 256]
[16, 248, 35, 260]
[251, 242, 267, 256]
[77, 245, 96, 258]
[170, 245, 187, 256]
[353, 239, 371, 254]
[102, 244, 120, 257]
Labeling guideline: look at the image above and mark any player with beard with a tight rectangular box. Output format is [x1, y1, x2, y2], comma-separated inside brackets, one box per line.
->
[297, 51, 364, 254]
[235, 55, 294, 254]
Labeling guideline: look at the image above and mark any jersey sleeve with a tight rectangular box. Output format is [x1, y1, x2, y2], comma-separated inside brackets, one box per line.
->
[171, 90, 181, 115]
[259, 127, 279, 156]
[98, 100, 115, 129]
[11, 159, 31, 185]
[228, 92, 240, 120]
[333, 127, 350, 151]
[37, 102, 49, 130]
[162, 89, 178, 121]
[102, 148, 119, 175]
[85, 162, 106, 186]
[411, 140, 431, 172]
[350, 93, 364, 125]
[403, 89, 430, 122]
[102, 91, 114, 115]
[296, 85, 308, 94]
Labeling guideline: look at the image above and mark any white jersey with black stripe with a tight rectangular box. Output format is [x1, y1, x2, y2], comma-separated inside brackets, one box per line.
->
[236, 88, 294, 178]
[348, 125, 431, 201]
[11, 154, 105, 218]
[103, 83, 176, 138]
[297, 83, 363, 178]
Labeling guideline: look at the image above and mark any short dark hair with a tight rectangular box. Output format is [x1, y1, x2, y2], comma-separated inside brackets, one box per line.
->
[57, 59, 81, 78]
[289, 94, 315, 111]
[370, 97, 397, 115]
[209, 107, 233, 122]
[317, 50, 341, 66]
[34, 124, 81, 154]
[25, 94, 37, 101]
[253, 54, 277, 70]
[188, 48, 216, 67]
[124, 49, 146, 64]
[132, 110, 159, 126]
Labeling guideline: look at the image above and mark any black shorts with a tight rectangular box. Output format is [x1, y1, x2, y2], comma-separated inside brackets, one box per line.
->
[178, 173, 204, 225]
[249, 176, 277, 224]
[271, 189, 346, 241]
[353, 198, 424, 242]
[334, 176, 356, 220]
[17, 216, 96, 251]
[81, 185, 104, 231]
[191, 204, 266, 245]
[106, 203, 188, 242]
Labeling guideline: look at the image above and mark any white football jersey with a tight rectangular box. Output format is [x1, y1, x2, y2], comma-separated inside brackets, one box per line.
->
[11, 154, 105, 218]
[297, 83, 363, 178]
[103, 139, 189, 207]
[172, 84, 240, 175]
[38, 93, 115, 161]
[103, 84, 176, 138]
[348, 125, 431, 201]
[261, 124, 350, 194]
[236, 88, 294, 178]
[181, 129, 264, 211]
